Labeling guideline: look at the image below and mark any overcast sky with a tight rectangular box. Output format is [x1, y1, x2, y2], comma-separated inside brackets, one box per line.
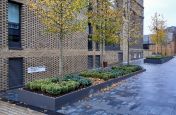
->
[144, 0, 176, 35]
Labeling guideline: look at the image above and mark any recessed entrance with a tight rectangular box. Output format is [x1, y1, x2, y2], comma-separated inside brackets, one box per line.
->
[8, 58, 23, 89]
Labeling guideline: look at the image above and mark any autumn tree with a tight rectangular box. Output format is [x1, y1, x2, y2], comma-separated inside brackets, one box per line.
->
[149, 12, 167, 55]
[88, 0, 123, 67]
[29, 0, 88, 75]
[124, 0, 143, 65]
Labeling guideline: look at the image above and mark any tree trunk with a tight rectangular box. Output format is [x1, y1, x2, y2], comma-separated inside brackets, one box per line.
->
[59, 35, 64, 76]
[59, 2, 64, 76]
[127, 1, 130, 65]
[165, 45, 167, 56]
[161, 45, 162, 55]
[127, 39, 130, 65]
[155, 44, 158, 55]
[127, 20, 130, 65]
[101, 41, 104, 68]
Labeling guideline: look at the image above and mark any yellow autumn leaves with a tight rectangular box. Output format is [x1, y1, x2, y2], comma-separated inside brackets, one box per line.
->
[150, 13, 167, 53]
[88, 0, 123, 44]
[29, 0, 88, 34]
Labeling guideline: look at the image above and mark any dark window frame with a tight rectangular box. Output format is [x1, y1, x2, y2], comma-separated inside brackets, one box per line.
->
[88, 2, 93, 11]
[8, 1, 22, 50]
[88, 23, 93, 35]
[88, 23, 93, 51]
[95, 42, 100, 51]
[105, 43, 120, 51]
[143, 44, 150, 49]
[95, 55, 100, 68]
[87, 55, 93, 69]
[88, 39, 93, 51]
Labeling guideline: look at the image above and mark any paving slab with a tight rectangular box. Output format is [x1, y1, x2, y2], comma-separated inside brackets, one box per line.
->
[0, 100, 45, 115]
[57, 58, 176, 115]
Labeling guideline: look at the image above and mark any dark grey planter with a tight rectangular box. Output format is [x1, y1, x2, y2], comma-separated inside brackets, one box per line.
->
[144, 56, 174, 64]
[17, 69, 146, 111]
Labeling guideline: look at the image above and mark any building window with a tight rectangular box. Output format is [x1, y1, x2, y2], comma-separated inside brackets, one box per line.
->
[88, 39, 93, 51]
[143, 44, 149, 49]
[88, 23, 93, 35]
[95, 43, 100, 51]
[131, 53, 134, 60]
[95, 55, 100, 68]
[88, 23, 93, 51]
[88, 55, 93, 69]
[134, 53, 137, 59]
[105, 43, 120, 51]
[88, 2, 93, 11]
[118, 52, 123, 62]
[8, 2, 21, 49]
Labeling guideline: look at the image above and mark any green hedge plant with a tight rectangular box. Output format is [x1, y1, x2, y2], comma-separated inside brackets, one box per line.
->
[25, 65, 142, 96]
[25, 75, 92, 96]
[80, 65, 142, 81]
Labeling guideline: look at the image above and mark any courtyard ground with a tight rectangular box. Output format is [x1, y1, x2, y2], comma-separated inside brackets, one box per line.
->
[57, 57, 176, 115]
[1, 58, 176, 115]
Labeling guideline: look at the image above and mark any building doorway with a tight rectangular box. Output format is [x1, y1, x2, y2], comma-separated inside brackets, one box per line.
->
[8, 58, 23, 89]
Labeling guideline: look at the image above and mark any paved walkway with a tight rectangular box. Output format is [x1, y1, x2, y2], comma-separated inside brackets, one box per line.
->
[0, 100, 44, 115]
[1, 58, 176, 115]
[57, 58, 176, 115]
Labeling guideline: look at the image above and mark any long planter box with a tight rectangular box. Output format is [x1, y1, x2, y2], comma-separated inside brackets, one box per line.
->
[16, 69, 146, 111]
[144, 56, 174, 64]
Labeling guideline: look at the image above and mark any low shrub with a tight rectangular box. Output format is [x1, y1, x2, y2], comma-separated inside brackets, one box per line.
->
[80, 65, 142, 81]
[63, 75, 92, 87]
[25, 75, 92, 96]
[25, 65, 142, 96]
[45, 75, 92, 87]
[80, 70, 123, 81]
[146, 55, 166, 59]
[25, 79, 52, 91]
[44, 81, 80, 95]
[112, 65, 142, 73]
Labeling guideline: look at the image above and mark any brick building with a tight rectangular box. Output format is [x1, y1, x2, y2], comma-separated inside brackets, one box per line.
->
[143, 26, 176, 56]
[0, 0, 144, 91]
[121, 0, 144, 62]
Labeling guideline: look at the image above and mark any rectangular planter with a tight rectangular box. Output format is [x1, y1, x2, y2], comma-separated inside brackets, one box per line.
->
[16, 69, 146, 111]
[144, 56, 174, 64]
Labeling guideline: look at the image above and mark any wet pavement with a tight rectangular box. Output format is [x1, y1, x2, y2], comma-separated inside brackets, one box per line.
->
[57, 58, 176, 115]
[0, 100, 44, 115]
